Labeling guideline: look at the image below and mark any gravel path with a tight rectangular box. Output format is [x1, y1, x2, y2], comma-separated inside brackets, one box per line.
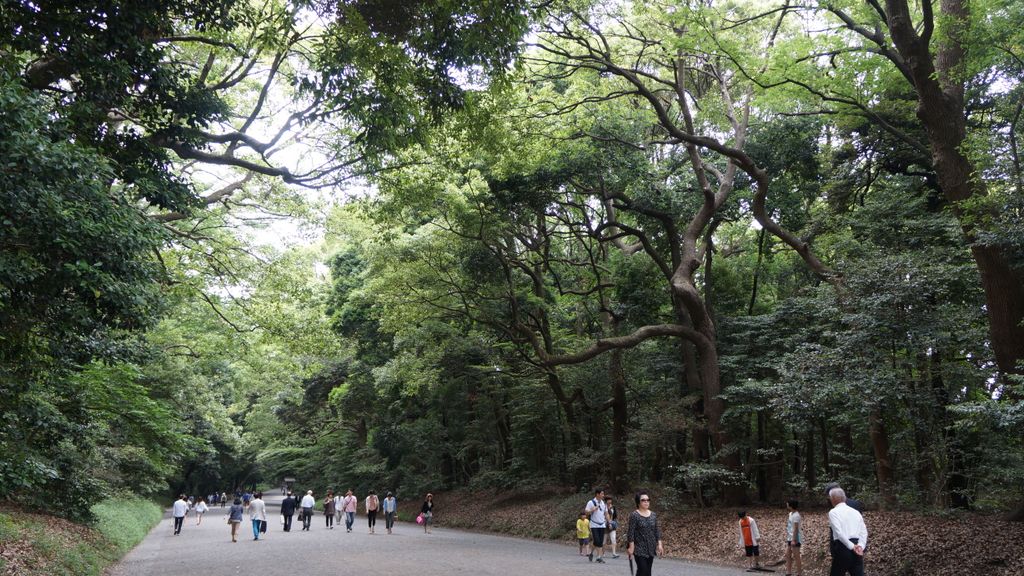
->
[108, 494, 742, 576]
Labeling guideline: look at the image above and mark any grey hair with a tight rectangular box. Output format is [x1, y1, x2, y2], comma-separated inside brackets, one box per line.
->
[829, 487, 847, 502]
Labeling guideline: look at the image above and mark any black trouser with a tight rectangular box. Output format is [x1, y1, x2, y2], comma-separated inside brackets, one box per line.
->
[829, 545, 864, 576]
[385, 512, 395, 530]
[635, 555, 654, 576]
[326, 513, 334, 528]
[283, 514, 293, 532]
[367, 510, 377, 528]
[173, 516, 184, 534]
[302, 508, 313, 529]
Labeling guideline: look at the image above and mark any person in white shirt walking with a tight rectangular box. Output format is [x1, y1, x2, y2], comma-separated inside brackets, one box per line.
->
[194, 498, 209, 525]
[333, 491, 345, 526]
[785, 499, 803, 576]
[827, 487, 868, 576]
[584, 488, 609, 563]
[365, 490, 380, 534]
[249, 492, 267, 540]
[172, 495, 189, 535]
[300, 490, 316, 531]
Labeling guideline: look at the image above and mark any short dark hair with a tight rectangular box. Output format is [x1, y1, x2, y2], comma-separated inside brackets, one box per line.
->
[594, 487, 604, 495]
[604, 496, 613, 502]
[255, 492, 262, 498]
[634, 489, 650, 506]
[737, 510, 747, 518]
[787, 499, 799, 510]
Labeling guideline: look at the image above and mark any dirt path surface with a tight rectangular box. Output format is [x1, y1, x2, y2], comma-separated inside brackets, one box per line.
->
[108, 494, 741, 576]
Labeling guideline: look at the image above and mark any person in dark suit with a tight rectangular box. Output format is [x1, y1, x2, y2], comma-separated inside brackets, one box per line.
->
[281, 491, 298, 532]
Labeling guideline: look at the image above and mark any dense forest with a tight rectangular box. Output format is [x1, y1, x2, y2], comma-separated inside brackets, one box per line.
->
[2, 0, 1022, 524]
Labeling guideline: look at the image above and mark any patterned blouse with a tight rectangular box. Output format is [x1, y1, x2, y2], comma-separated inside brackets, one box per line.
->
[626, 510, 661, 558]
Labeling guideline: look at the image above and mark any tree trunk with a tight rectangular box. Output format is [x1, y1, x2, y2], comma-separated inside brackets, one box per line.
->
[805, 429, 817, 489]
[765, 414, 785, 503]
[885, 0, 1024, 382]
[820, 420, 830, 476]
[868, 408, 897, 509]
[695, 330, 746, 504]
[757, 411, 767, 501]
[609, 349, 629, 494]
[682, 340, 709, 462]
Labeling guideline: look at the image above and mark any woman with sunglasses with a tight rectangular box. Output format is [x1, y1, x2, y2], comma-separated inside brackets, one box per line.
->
[626, 490, 663, 576]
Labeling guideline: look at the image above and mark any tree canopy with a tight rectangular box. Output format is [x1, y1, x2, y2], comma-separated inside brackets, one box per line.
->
[1, 0, 1022, 523]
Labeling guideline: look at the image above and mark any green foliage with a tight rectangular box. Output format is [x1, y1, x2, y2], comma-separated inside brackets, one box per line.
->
[0, 71, 168, 519]
[4, 0, 1023, 521]
[90, 496, 164, 555]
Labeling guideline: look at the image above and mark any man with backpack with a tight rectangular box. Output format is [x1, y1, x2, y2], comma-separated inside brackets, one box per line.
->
[584, 488, 609, 563]
[365, 490, 380, 534]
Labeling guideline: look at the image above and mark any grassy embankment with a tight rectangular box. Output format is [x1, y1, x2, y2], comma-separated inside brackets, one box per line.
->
[0, 497, 162, 576]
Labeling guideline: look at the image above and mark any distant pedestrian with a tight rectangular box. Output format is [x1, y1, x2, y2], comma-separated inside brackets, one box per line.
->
[737, 510, 761, 570]
[605, 495, 620, 558]
[584, 488, 609, 563]
[785, 499, 803, 576]
[421, 493, 434, 533]
[342, 489, 357, 532]
[827, 487, 868, 576]
[300, 490, 316, 531]
[281, 491, 297, 532]
[228, 498, 244, 542]
[333, 491, 345, 526]
[172, 495, 188, 535]
[365, 490, 379, 534]
[249, 492, 267, 541]
[382, 492, 397, 534]
[626, 489, 663, 576]
[220, 492, 227, 508]
[194, 498, 209, 525]
[324, 492, 336, 530]
[577, 512, 591, 556]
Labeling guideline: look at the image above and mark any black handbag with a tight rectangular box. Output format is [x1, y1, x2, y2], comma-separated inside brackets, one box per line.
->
[260, 520, 268, 533]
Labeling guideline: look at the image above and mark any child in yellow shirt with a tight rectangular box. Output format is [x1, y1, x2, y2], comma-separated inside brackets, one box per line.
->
[576, 512, 591, 556]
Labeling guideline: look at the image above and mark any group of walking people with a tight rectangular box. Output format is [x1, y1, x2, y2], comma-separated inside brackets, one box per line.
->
[211, 489, 436, 543]
[577, 487, 663, 576]
[579, 482, 868, 576]
[170, 494, 217, 534]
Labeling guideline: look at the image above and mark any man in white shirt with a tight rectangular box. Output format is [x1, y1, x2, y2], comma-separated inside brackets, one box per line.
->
[584, 488, 609, 563]
[249, 492, 267, 540]
[333, 491, 345, 526]
[171, 495, 188, 535]
[300, 490, 316, 531]
[828, 487, 868, 576]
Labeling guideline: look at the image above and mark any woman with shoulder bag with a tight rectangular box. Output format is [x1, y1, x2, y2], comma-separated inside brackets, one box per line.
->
[227, 498, 244, 542]
[420, 493, 434, 533]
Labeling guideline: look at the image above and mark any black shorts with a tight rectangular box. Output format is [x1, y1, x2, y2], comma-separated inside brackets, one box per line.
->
[591, 527, 606, 547]
[745, 545, 760, 557]
[788, 541, 801, 548]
